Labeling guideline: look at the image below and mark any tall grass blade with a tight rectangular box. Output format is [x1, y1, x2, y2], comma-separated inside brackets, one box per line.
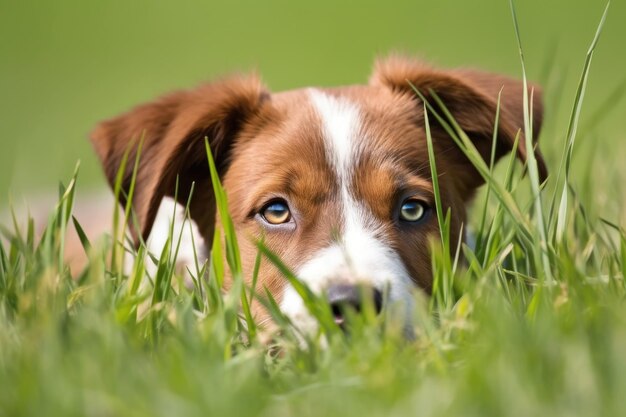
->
[510, 0, 553, 283]
[475, 90, 503, 252]
[553, 2, 610, 244]
[422, 103, 445, 244]
[205, 138, 256, 340]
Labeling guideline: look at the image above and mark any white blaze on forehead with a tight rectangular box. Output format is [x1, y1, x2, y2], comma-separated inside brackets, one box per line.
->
[308, 89, 372, 232]
[309, 89, 361, 184]
[278, 90, 416, 335]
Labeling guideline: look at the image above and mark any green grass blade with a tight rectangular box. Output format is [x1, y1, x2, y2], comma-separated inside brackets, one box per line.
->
[510, 0, 553, 283]
[255, 240, 336, 335]
[475, 90, 503, 252]
[553, 2, 610, 245]
[422, 102, 445, 244]
[71, 215, 92, 254]
[205, 137, 256, 340]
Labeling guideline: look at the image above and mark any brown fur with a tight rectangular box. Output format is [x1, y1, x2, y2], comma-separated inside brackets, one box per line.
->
[91, 75, 271, 245]
[370, 55, 546, 196]
[90, 56, 546, 323]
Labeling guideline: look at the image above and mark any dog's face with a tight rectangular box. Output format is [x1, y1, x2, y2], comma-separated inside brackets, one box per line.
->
[91, 56, 546, 333]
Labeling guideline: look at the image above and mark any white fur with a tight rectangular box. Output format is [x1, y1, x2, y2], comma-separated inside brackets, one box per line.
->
[280, 90, 415, 335]
[309, 89, 361, 186]
[144, 197, 208, 285]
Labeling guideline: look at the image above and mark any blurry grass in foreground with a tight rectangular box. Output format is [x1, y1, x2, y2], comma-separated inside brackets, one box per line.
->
[1, 3, 625, 416]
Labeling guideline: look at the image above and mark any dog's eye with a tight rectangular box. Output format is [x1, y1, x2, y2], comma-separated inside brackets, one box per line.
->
[260, 200, 291, 225]
[399, 199, 428, 222]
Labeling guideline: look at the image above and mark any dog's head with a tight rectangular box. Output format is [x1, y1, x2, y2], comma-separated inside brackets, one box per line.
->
[91, 56, 546, 333]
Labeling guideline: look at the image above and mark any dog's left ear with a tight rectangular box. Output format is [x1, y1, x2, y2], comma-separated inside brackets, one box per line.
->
[370, 55, 547, 196]
[90, 75, 271, 245]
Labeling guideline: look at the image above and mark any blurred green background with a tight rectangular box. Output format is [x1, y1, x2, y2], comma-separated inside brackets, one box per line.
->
[1, 0, 624, 203]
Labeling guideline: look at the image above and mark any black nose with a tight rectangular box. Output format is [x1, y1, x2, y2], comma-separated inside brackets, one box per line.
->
[326, 284, 383, 327]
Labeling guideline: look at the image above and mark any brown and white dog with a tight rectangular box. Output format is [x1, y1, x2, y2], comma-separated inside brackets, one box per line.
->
[90, 56, 546, 333]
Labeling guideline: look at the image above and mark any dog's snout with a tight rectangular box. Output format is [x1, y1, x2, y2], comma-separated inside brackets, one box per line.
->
[326, 284, 383, 327]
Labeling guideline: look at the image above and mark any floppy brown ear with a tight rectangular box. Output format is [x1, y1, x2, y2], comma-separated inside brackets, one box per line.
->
[370, 55, 547, 194]
[90, 74, 270, 244]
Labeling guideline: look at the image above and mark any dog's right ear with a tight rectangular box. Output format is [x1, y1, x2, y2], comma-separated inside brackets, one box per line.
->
[370, 55, 547, 198]
[90, 75, 270, 244]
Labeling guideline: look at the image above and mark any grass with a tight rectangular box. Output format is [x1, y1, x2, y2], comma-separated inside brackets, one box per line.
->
[1, 4, 626, 416]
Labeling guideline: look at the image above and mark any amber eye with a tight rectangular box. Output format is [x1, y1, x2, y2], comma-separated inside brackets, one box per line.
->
[260, 200, 291, 225]
[399, 199, 428, 222]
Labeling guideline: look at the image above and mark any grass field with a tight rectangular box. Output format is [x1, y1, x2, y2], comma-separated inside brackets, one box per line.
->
[2, 1, 626, 416]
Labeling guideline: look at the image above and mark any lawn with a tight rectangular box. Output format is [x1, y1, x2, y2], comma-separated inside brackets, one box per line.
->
[1, 1, 626, 416]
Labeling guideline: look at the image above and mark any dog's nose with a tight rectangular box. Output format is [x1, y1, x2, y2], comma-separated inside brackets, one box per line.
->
[326, 284, 383, 327]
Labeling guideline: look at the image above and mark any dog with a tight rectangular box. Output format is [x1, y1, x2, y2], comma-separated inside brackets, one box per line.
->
[90, 55, 546, 334]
